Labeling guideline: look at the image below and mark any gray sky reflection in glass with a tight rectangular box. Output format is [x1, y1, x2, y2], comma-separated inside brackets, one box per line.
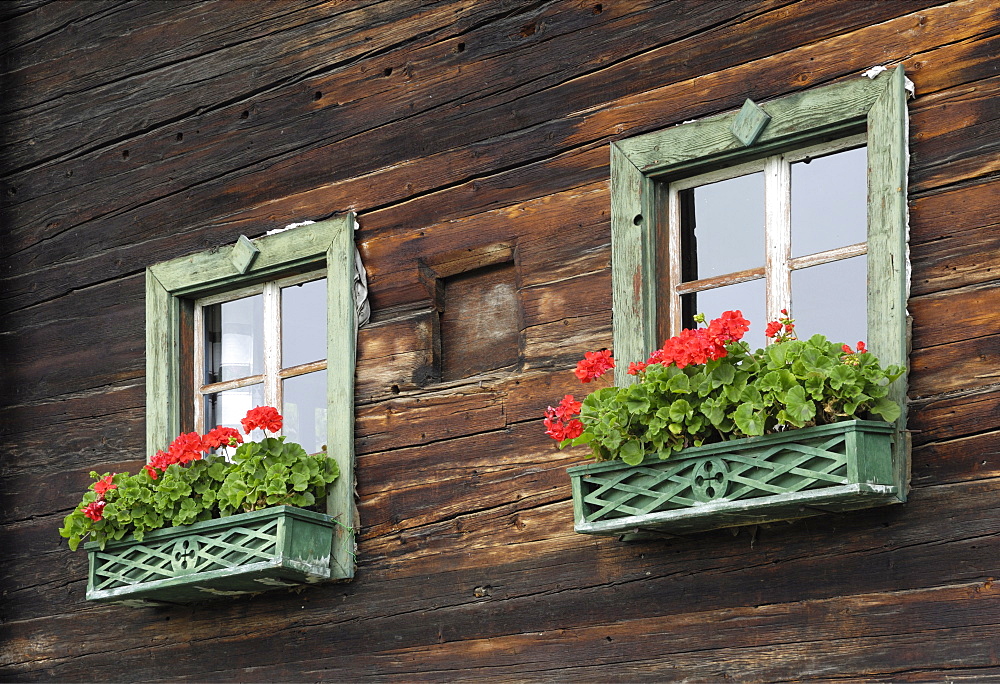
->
[793, 255, 867, 349]
[282, 278, 327, 368]
[683, 279, 766, 350]
[283, 369, 328, 455]
[692, 172, 765, 277]
[205, 293, 263, 384]
[792, 146, 867, 257]
[281, 278, 328, 455]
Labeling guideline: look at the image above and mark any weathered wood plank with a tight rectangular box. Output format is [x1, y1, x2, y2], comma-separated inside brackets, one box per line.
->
[909, 73, 1000, 194]
[911, 428, 1000, 488]
[5, 478, 1000, 676]
[0, 381, 143, 438]
[1, 0, 970, 316]
[910, 281, 1000, 350]
[0, 0, 718, 258]
[909, 385, 1000, 446]
[356, 388, 505, 456]
[909, 333, 1000, 398]
[278, 582, 1000, 682]
[0, 281, 146, 405]
[0, 0, 495, 174]
[910, 177, 1000, 245]
[360, 181, 611, 312]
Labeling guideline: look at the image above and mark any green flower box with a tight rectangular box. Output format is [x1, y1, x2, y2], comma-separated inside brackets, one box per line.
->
[568, 420, 901, 538]
[86, 506, 337, 606]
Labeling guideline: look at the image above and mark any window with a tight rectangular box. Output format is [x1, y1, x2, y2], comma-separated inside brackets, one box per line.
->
[610, 67, 909, 490]
[145, 215, 362, 579]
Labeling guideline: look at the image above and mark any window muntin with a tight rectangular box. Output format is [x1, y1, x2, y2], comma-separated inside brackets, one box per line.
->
[194, 271, 328, 453]
[666, 134, 868, 346]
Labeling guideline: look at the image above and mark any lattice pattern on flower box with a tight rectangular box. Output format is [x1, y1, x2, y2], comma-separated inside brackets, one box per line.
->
[86, 506, 337, 605]
[568, 420, 900, 537]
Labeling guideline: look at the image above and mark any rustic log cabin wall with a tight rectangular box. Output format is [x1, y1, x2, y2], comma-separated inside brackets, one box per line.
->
[2, 0, 999, 680]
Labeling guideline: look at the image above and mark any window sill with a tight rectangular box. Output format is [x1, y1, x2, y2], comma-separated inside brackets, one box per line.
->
[568, 420, 901, 539]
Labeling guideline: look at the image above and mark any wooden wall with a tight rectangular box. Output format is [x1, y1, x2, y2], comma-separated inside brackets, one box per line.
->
[3, 0, 1000, 680]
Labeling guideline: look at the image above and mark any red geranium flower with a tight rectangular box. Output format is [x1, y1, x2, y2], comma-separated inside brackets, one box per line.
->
[552, 395, 582, 421]
[203, 426, 244, 449]
[241, 406, 283, 434]
[766, 321, 783, 338]
[574, 350, 615, 383]
[856, 341, 867, 353]
[709, 310, 750, 343]
[167, 431, 209, 464]
[93, 474, 117, 497]
[627, 361, 648, 375]
[82, 500, 106, 522]
[543, 395, 584, 441]
[544, 414, 584, 441]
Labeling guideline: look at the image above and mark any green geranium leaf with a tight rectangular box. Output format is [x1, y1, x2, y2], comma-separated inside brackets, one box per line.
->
[620, 440, 644, 466]
[781, 385, 816, 426]
[827, 364, 854, 390]
[626, 397, 651, 415]
[667, 372, 691, 394]
[733, 403, 765, 436]
[668, 399, 693, 423]
[869, 396, 901, 422]
[710, 362, 735, 388]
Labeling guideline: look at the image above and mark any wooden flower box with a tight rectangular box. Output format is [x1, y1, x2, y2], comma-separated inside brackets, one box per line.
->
[86, 506, 337, 606]
[568, 420, 900, 538]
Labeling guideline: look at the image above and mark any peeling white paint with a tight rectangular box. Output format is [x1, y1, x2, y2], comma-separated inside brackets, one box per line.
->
[864, 65, 915, 96]
[254, 577, 299, 588]
[266, 219, 316, 236]
[197, 586, 252, 596]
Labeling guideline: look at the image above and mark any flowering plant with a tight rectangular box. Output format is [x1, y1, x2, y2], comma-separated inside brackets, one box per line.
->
[545, 310, 905, 465]
[59, 406, 339, 551]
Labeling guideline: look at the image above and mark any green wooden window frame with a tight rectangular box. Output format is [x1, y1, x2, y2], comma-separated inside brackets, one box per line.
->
[146, 215, 358, 579]
[610, 67, 909, 495]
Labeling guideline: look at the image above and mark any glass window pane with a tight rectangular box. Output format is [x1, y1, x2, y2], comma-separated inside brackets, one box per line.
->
[791, 255, 867, 347]
[282, 278, 327, 369]
[204, 294, 264, 384]
[682, 172, 765, 280]
[681, 278, 766, 351]
[283, 370, 327, 455]
[791, 146, 867, 257]
[205, 383, 266, 442]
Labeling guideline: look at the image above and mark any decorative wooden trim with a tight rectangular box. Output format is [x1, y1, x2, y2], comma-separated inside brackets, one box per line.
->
[145, 214, 358, 579]
[615, 74, 886, 177]
[325, 218, 358, 579]
[609, 68, 910, 504]
[610, 143, 655, 386]
[866, 66, 911, 499]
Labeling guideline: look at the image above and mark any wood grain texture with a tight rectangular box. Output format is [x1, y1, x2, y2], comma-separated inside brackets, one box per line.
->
[4, 0, 1000, 681]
